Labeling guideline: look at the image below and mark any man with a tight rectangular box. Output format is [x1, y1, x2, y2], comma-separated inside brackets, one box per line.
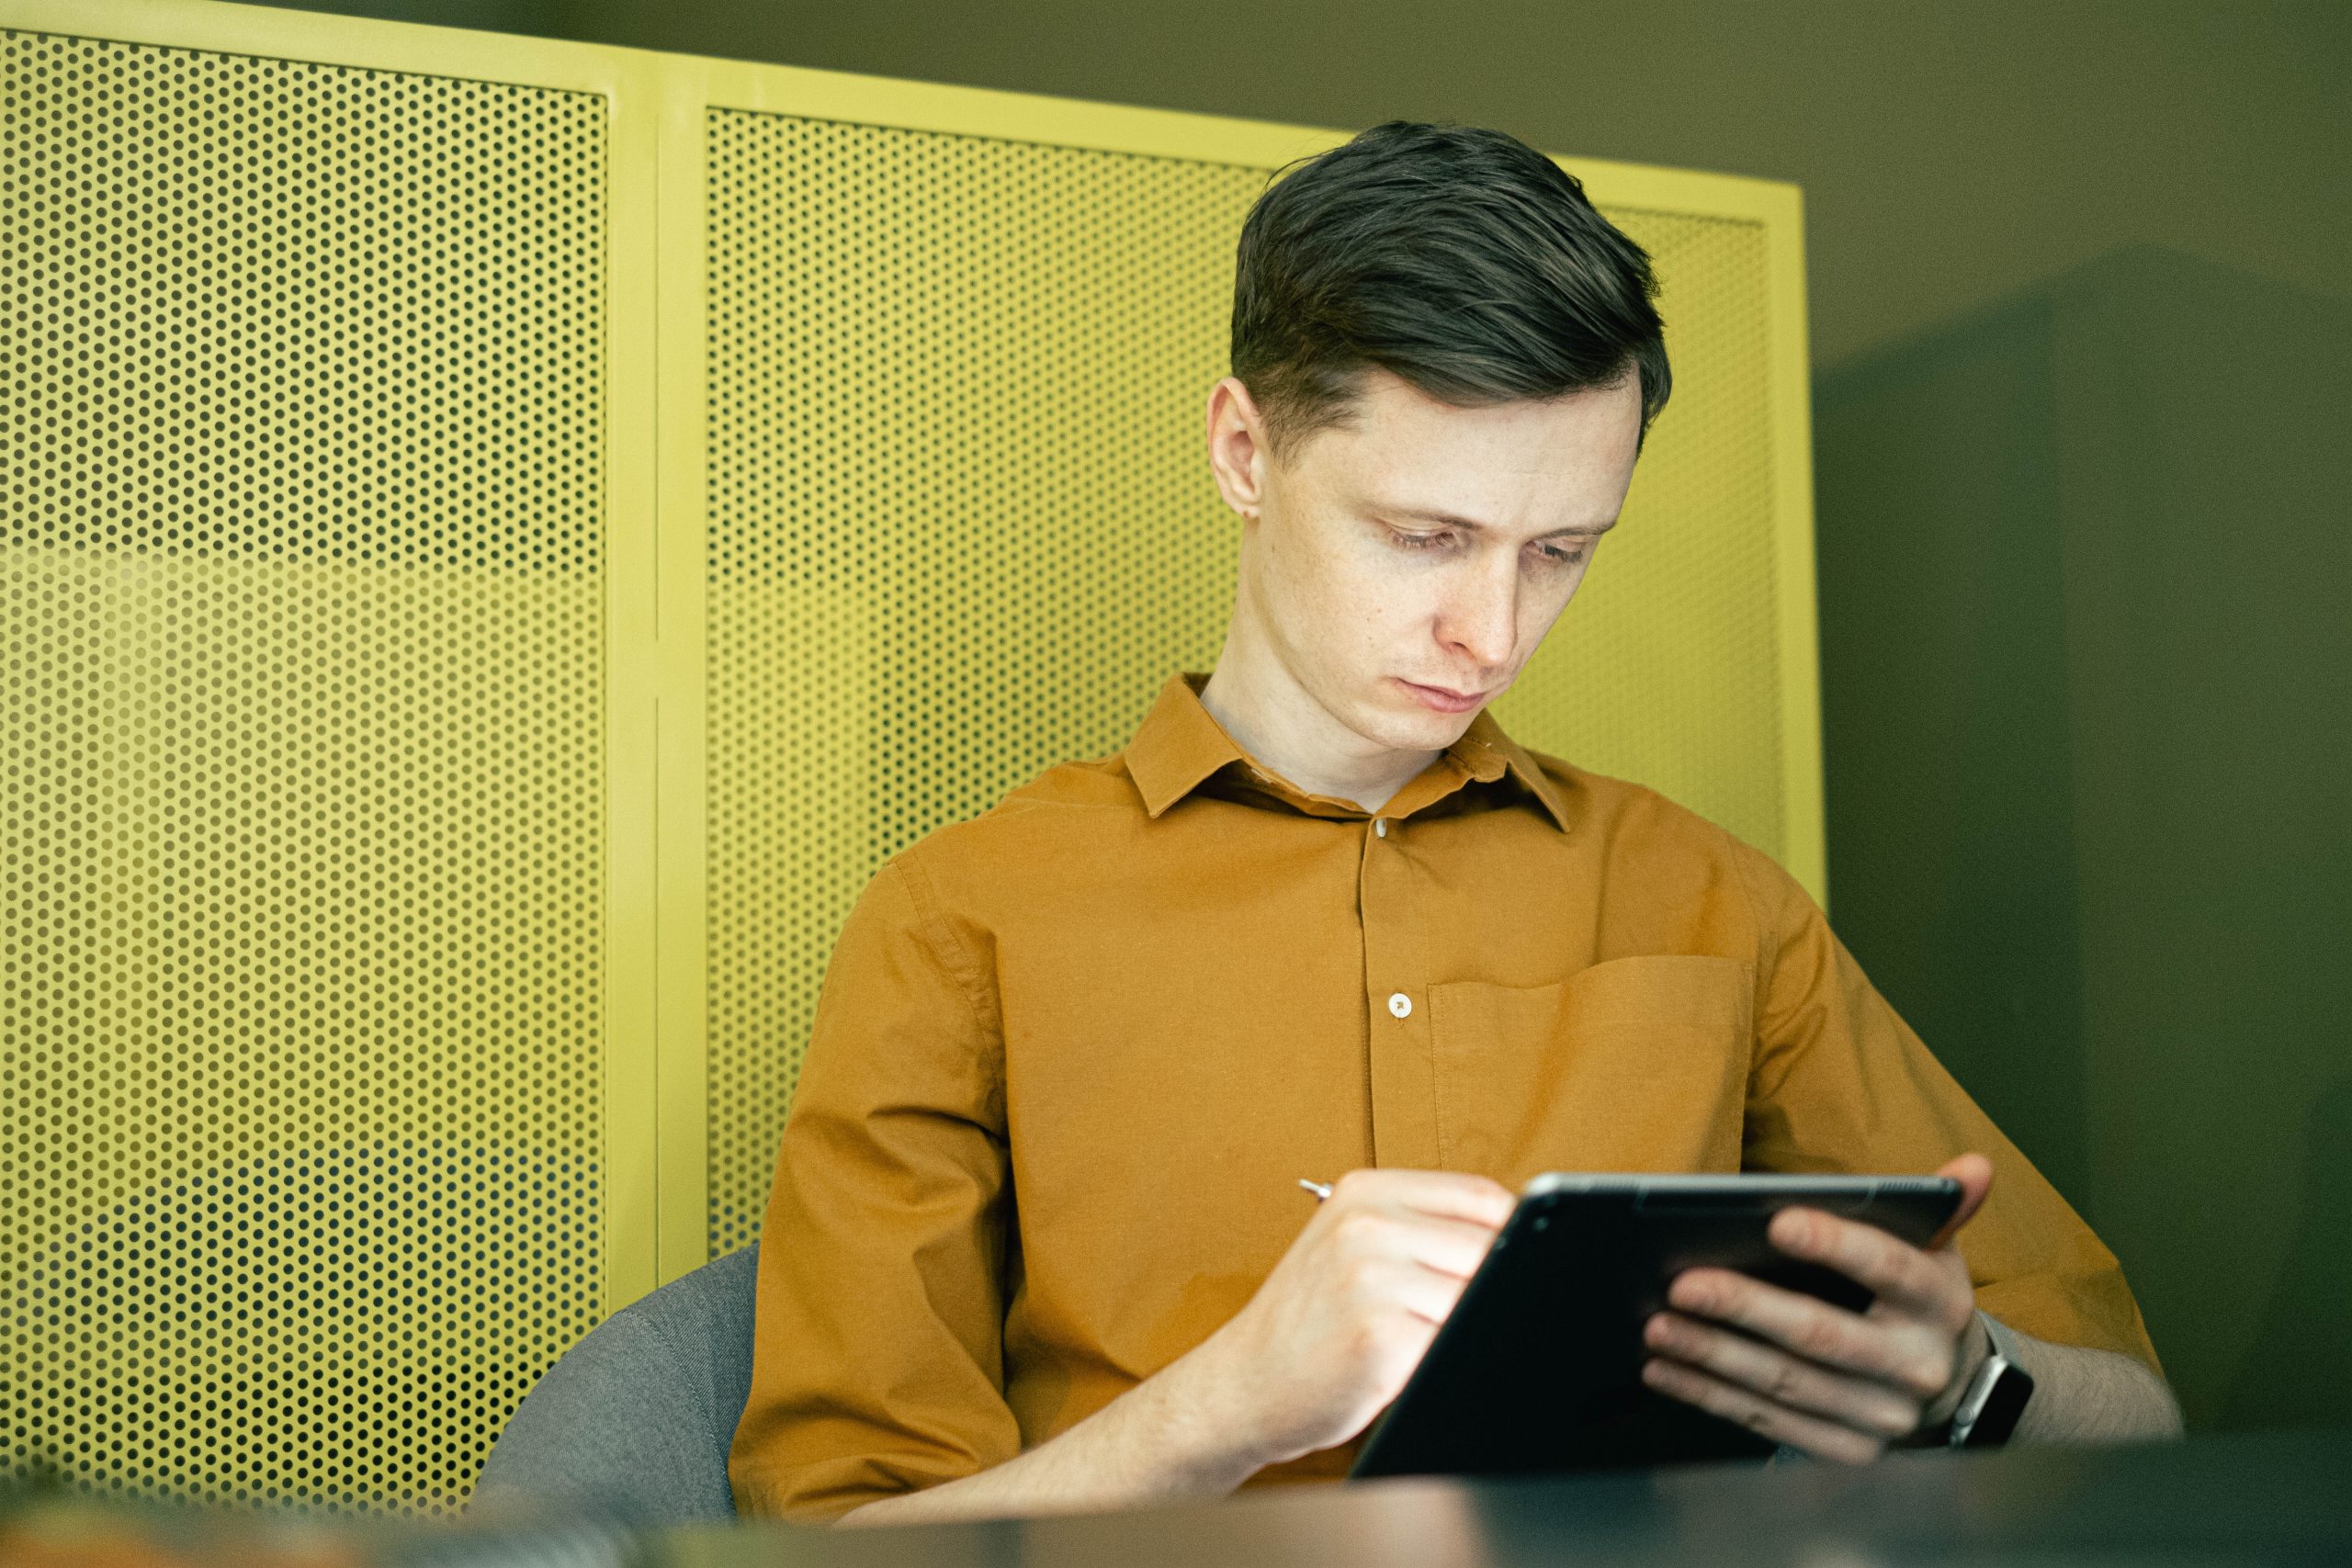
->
[728, 119, 2180, 1526]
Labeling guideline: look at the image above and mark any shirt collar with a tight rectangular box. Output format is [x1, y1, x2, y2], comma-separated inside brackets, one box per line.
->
[1124, 671, 1572, 834]
[1450, 705, 1575, 834]
[1124, 672, 1247, 818]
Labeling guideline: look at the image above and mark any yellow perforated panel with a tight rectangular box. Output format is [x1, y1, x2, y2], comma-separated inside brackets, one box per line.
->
[699, 123, 1794, 1258]
[702, 115, 1267, 1253]
[2, 28, 607, 1513]
[4, 0, 1815, 1513]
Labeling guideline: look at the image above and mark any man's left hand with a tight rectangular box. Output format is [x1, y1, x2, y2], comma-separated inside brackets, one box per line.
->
[1639, 1152, 1996, 1464]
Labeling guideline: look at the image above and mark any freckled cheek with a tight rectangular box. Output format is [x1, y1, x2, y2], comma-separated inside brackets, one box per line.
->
[1261, 546, 1336, 633]
[1363, 582, 1437, 649]
[1310, 559, 1408, 640]
[1272, 570, 1382, 677]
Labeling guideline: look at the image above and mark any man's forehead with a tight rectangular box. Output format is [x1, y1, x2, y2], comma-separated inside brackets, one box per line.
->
[1313, 376, 1641, 534]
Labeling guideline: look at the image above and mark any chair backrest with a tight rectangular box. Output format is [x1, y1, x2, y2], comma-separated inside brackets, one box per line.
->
[469, 1244, 761, 1525]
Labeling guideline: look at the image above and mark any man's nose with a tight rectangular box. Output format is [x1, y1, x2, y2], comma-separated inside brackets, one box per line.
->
[1437, 562, 1518, 672]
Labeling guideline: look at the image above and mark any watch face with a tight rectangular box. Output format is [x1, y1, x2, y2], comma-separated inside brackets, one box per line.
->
[1963, 1363, 2036, 1448]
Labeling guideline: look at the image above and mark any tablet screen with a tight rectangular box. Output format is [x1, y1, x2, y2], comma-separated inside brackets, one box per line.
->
[1350, 1172, 1962, 1479]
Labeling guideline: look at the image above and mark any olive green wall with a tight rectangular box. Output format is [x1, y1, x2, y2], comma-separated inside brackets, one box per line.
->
[1817, 250, 2352, 1431]
[284, 0, 2352, 373]
[254, 0, 2352, 1432]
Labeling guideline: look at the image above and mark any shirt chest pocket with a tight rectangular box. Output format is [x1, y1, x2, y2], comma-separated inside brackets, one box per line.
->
[1429, 955, 1756, 1189]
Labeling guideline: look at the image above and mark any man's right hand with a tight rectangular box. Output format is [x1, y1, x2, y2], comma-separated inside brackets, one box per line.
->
[835, 1167, 1514, 1527]
[1181, 1168, 1516, 1471]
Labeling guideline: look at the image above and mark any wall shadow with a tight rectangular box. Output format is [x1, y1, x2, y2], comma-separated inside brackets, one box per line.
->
[1815, 244, 2352, 1431]
[2221, 1076, 2352, 1430]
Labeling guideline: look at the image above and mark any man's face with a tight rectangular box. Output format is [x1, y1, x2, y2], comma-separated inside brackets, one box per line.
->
[1212, 365, 1645, 756]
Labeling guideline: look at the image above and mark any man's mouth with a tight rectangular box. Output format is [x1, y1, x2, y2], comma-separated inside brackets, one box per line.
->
[1396, 678, 1488, 714]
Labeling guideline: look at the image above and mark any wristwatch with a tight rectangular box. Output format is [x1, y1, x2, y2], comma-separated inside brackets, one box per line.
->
[1944, 1309, 2035, 1449]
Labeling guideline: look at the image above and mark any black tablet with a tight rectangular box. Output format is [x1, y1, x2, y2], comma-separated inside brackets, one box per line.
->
[1348, 1171, 1963, 1479]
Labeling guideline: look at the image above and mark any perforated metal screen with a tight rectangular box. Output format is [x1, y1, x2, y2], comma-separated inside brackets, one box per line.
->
[702, 116, 1270, 1255]
[700, 121, 1792, 1257]
[4, 0, 1813, 1516]
[3, 28, 607, 1512]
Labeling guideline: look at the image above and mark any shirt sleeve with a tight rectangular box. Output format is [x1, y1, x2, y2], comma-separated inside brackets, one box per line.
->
[726, 850, 1019, 1521]
[1728, 836, 2164, 1375]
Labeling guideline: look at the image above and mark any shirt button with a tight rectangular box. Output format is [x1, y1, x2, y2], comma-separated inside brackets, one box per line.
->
[1387, 992, 1412, 1019]
[1374, 818, 1387, 838]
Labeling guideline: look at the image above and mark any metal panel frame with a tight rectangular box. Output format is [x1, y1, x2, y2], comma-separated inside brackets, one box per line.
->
[7, 0, 1822, 1337]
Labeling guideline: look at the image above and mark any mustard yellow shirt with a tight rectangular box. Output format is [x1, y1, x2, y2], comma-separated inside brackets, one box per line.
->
[729, 671, 2159, 1520]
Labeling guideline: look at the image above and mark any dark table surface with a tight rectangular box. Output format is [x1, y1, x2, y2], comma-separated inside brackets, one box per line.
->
[660, 1427, 2352, 1568]
[8, 1428, 2348, 1567]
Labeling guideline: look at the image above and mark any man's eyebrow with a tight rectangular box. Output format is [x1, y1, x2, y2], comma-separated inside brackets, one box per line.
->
[1381, 504, 1618, 538]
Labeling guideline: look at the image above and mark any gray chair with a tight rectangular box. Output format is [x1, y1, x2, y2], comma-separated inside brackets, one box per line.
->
[470, 1242, 760, 1525]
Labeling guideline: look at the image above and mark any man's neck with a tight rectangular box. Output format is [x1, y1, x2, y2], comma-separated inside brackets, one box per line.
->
[1196, 628, 1439, 816]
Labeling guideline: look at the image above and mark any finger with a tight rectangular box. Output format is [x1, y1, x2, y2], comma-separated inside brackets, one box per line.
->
[1767, 1206, 1954, 1316]
[1330, 1168, 1516, 1229]
[1359, 1257, 1476, 1326]
[1643, 1311, 1918, 1438]
[1319, 1203, 1500, 1280]
[1640, 1356, 1884, 1465]
[1396, 1214, 1509, 1278]
[1928, 1153, 1995, 1249]
[1666, 1268, 1954, 1402]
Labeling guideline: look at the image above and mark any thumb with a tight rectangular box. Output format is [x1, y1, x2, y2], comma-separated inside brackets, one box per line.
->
[1927, 1151, 1995, 1250]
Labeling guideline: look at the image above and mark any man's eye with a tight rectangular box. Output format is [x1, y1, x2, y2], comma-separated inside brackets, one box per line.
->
[1388, 529, 1450, 551]
[1532, 543, 1588, 567]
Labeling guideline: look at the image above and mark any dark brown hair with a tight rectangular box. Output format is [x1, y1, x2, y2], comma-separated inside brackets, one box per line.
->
[1230, 119, 1670, 466]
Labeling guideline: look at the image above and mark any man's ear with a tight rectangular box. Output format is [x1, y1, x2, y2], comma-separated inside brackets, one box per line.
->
[1204, 376, 1271, 521]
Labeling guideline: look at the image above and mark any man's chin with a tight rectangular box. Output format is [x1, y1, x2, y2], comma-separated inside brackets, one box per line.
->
[1362, 686, 1485, 750]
